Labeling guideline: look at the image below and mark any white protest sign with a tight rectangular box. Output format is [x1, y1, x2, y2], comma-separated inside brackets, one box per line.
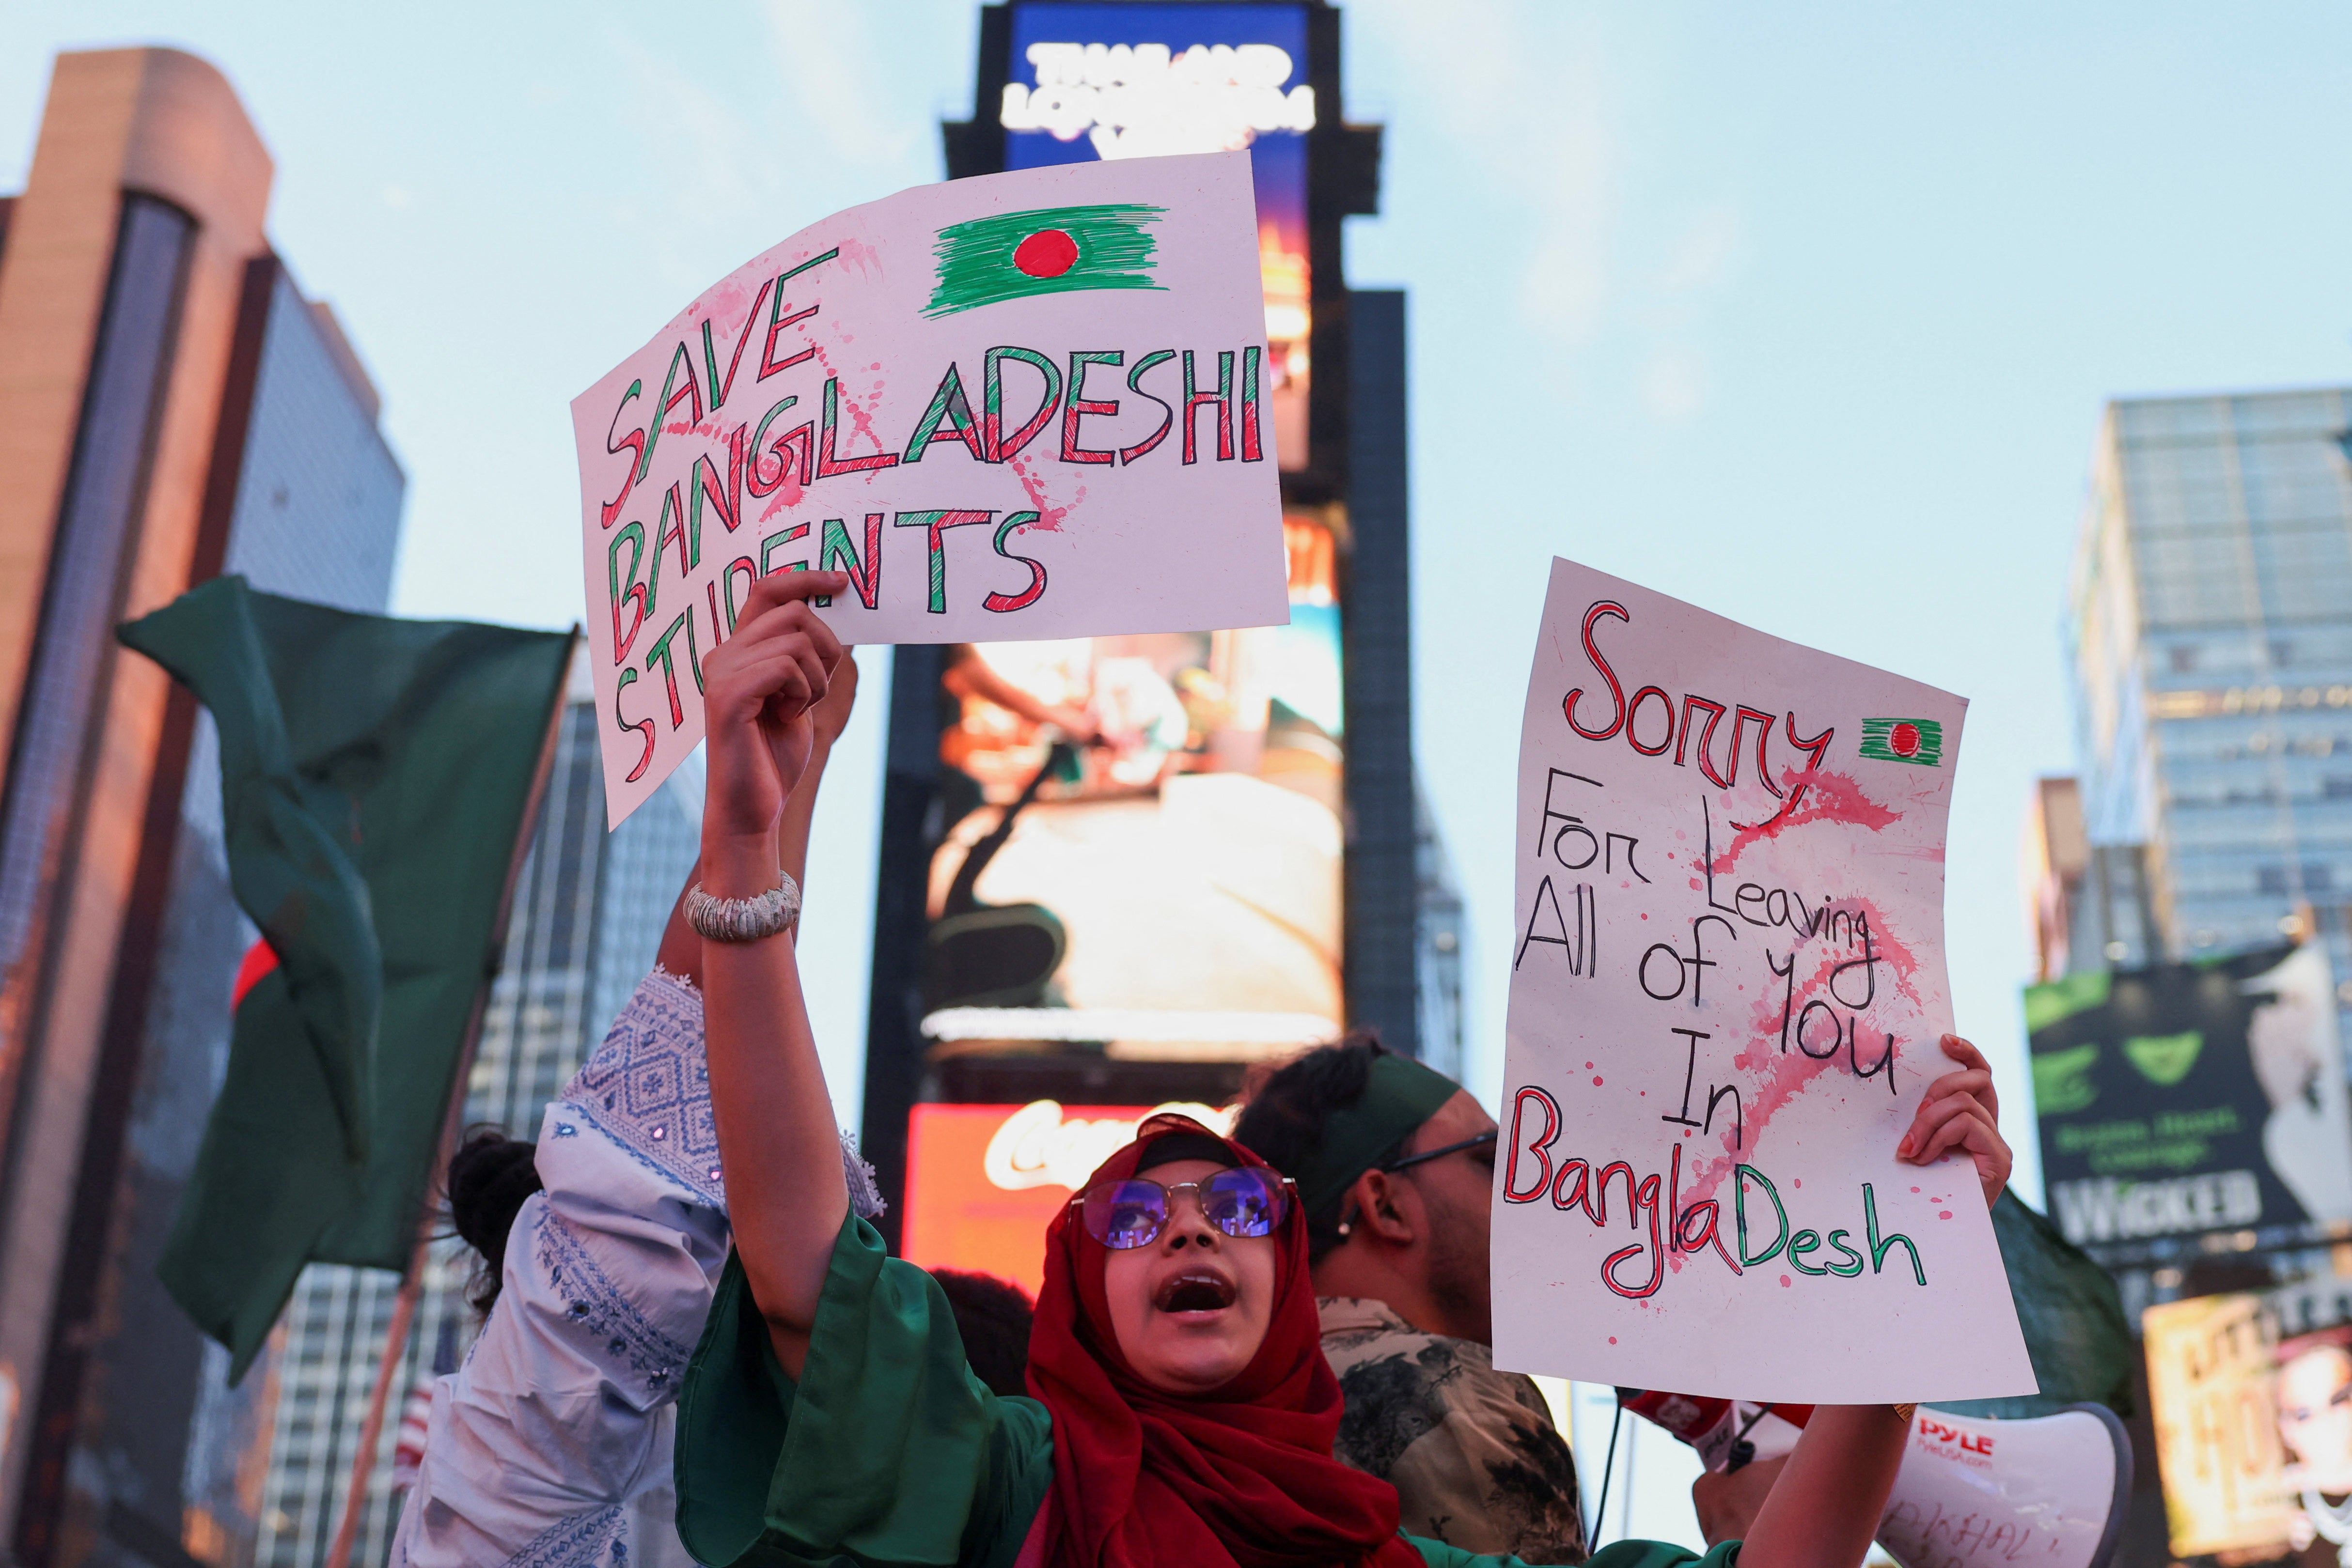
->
[1492, 559, 2033, 1404]
[572, 151, 1285, 825]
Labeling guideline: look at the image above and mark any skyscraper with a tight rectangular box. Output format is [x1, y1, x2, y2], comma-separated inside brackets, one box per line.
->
[241, 691, 700, 1568]
[2060, 388, 2352, 986]
[0, 48, 408, 1566]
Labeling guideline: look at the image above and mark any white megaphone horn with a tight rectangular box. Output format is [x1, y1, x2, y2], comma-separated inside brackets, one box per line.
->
[1619, 1391, 2132, 1568]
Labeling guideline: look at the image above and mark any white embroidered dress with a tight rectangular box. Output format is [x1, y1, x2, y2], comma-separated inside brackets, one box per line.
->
[391, 972, 879, 1568]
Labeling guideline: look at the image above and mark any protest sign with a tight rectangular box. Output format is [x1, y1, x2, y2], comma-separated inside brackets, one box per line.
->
[573, 151, 1286, 824]
[1491, 559, 2034, 1403]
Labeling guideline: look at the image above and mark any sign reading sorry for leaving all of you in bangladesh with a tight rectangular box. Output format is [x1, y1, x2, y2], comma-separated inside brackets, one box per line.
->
[1491, 559, 2033, 1403]
[572, 152, 1286, 824]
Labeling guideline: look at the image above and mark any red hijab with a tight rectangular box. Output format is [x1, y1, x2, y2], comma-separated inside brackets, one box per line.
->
[1023, 1114, 1425, 1568]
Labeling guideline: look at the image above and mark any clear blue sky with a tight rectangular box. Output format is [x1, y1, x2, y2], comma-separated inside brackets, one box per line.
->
[8, 0, 2350, 1274]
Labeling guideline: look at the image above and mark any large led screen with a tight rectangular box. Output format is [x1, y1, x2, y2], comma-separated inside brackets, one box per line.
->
[920, 514, 1343, 1060]
[1001, 1, 1312, 471]
[903, 1099, 1237, 1296]
[2028, 944, 2352, 1258]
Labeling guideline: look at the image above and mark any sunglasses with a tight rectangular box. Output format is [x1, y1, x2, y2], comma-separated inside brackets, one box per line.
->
[1072, 1166, 1296, 1250]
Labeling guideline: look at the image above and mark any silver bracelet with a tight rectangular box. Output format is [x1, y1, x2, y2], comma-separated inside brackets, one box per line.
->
[684, 872, 801, 942]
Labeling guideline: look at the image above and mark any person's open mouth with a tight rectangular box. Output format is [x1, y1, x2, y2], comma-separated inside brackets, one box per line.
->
[1153, 1270, 1238, 1315]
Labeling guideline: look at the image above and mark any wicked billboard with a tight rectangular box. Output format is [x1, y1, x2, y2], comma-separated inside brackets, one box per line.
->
[2027, 944, 2352, 1261]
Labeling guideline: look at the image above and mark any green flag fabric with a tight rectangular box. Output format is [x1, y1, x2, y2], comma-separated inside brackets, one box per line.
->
[118, 576, 573, 1380]
[1930, 1190, 2137, 1421]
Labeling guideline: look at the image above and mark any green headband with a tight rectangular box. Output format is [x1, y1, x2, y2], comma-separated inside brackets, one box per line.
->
[1292, 1053, 1461, 1221]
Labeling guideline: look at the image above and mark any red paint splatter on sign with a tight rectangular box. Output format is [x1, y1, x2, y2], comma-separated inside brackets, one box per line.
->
[1706, 767, 1902, 877]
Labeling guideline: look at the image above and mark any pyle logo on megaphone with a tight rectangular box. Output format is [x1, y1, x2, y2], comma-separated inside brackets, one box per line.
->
[1911, 1415, 1994, 1459]
[1620, 1394, 2132, 1568]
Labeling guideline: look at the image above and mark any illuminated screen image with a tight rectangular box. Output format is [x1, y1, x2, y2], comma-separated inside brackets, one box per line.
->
[922, 516, 1342, 1058]
[904, 1100, 1237, 1297]
[1003, 1, 1312, 470]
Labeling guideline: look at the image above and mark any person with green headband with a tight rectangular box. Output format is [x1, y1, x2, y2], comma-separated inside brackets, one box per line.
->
[1235, 1029, 2016, 1560]
[1232, 1041, 1579, 1562]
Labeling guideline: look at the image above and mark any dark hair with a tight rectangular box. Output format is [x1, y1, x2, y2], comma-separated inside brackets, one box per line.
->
[447, 1127, 544, 1316]
[1231, 1033, 1403, 1263]
[933, 1269, 1036, 1398]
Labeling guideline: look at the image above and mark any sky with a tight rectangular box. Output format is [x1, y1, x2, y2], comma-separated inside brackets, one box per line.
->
[5, 0, 2350, 1540]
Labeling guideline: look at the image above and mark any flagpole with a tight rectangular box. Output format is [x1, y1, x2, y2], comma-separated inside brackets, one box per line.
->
[321, 633, 580, 1568]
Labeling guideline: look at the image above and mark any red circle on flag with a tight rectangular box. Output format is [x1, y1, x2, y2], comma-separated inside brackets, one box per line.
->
[1889, 722, 1921, 757]
[1014, 228, 1079, 278]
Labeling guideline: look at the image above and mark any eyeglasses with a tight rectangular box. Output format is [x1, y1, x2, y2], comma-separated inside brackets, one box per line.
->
[1378, 1129, 1499, 1175]
[1071, 1167, 1296, 1250]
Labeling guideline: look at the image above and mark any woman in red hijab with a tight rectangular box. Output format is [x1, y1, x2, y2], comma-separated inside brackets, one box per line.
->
[674, 573, 1914, 1568]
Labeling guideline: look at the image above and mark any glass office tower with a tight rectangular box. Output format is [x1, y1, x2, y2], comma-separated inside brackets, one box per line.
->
[2066, 387, 2352, 998]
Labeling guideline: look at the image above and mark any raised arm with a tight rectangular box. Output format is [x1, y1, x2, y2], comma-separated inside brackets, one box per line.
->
[654, 648, 860, 987]
[1735, 1404, 1912, 1568]
[696, 569, 852, 1378]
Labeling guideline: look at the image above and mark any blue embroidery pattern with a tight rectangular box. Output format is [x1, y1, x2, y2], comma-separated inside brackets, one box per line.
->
[554, 973, 883, 1219]
[559, 978, 722, 1207]
[502, 1504, 627, 1568]
[533, 1209, 693, 1392]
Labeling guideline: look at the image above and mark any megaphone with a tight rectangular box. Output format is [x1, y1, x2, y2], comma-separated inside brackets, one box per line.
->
[1619, 1391, 2132, 1568]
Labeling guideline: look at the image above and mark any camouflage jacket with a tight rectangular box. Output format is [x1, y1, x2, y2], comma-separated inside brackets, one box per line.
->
[1318, 1297, 1587, 1565]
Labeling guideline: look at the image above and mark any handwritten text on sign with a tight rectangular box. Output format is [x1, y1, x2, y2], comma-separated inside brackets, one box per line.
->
[572, 152, 1286, 825]
[1490, 559, 2032, 1403]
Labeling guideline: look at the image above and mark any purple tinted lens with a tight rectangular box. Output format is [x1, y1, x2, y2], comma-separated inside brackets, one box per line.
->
[1204, 1169, 1286, 1237]
[1083, 1180, 1171, 1249]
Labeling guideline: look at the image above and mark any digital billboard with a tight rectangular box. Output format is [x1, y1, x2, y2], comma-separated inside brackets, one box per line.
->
[2027, 944, 2352, 1261]
[875, 0, 1408, 1259]
[2142, 1292, 2301, 1555]
[1000, 2, 1313, 471]
[920, 513, 1344, 1058]
[903, 1099, 1237, 1297]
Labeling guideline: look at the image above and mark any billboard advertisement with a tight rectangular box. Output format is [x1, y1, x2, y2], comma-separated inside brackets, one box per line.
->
[903, 1099, 1237, 1296]
[2026, 944, 2352, 1259]
[1001, 1, 1313, 471]
[2143, 1291, 2352, 1558]
[920, 514, 1344, 1057]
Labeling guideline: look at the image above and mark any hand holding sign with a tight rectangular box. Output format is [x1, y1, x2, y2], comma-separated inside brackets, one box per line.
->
[1492, 559, 2033, 1404]
[701, 569, 847, 851]
[1898, 1033, 2011, 1211]
[573, 152, 1286, 826]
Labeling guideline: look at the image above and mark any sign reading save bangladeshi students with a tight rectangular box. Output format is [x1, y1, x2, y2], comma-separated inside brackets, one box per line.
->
[1492, 559, 2035, 1403]
[572, 151, 1286, 824]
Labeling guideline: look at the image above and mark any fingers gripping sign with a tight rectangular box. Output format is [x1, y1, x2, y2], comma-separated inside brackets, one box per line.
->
[1896, 1034, 2012, 1211]
[702, 570, 849, 855]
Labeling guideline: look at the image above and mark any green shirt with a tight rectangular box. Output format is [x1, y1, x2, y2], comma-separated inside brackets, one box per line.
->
[676, 1216, 1738, 1568]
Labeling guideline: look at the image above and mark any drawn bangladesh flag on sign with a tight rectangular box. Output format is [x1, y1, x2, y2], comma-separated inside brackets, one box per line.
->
[925, 203, 1168, 317]
[1859, 717, 1944, 766]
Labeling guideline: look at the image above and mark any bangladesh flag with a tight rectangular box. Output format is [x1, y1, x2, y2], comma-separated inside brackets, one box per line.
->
[1858, 716, 1944, 766]
[924, 202, 1167, 318]
[118, 577, 573, 1380]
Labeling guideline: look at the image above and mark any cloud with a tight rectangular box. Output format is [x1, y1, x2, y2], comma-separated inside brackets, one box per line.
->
[756, 0, 934, 175]
[1349, 0, 1615, 345]
[1658, 204, 1742, 295]
[1640, 345, 1708, 421]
